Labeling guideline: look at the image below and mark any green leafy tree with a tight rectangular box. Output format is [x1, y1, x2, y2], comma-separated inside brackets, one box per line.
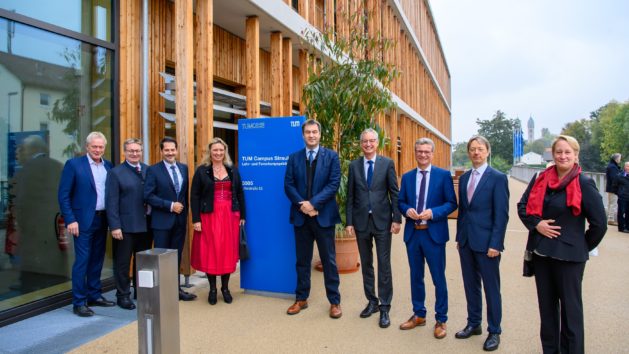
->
[490, 155, 512, 173]
[301, 11, 398, 232]
[561, 119, 603, 171]
[476, 110, 518, 168]
[524, 139, 546, 155]
[452, 142, 472, 169]
[598, 100, 629, 165]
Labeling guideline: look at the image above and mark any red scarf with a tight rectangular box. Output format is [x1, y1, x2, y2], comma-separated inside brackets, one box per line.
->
[526, 164, 582, 217]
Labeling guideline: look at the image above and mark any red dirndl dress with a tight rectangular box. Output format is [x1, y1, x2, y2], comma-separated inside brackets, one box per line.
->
[191, 179, 240, 275]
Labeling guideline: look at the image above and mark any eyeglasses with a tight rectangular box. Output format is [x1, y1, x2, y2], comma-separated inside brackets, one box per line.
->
[415, 150, 432, 155]
[468, 148, 487, 153]
[361, 139, 377, 144]
[126, 149, 142, 154]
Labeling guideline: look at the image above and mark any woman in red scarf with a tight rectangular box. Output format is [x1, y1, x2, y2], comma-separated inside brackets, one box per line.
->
[518, 135, 607, 354]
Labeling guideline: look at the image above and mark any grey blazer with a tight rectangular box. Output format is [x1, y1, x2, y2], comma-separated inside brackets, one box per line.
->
[346, 155, 402, 233]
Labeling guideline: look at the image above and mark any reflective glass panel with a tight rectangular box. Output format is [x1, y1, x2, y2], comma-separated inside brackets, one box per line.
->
[0, 18, 113, 311]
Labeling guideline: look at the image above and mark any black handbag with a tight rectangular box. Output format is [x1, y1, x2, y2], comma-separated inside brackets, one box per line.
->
[522, 250, 534, 277]
[239, 225, 250, 261]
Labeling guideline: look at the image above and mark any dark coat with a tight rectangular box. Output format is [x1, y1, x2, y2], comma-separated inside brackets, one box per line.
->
[606, 159, 621, 193]
[518, 174, 607, 262]
[613, 173, 629, 200]
[106, 161, 149, 233]
[144, 161, 189, 230]
[190, 164, 246, 223]
[346, 155, 401, 233]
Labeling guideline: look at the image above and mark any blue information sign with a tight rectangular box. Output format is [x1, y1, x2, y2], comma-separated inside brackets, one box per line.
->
[238, 116, 305, 294]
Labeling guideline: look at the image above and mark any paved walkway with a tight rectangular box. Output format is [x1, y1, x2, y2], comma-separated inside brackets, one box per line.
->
[3, 178, 628, 353]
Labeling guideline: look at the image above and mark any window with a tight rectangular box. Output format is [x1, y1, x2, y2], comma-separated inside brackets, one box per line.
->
[39, 93, 49, 106]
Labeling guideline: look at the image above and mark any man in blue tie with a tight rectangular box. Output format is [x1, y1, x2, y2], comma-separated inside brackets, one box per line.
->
[144, 137, 196, 301]
[284, 119, 342, 319]
[58, 132, 115, 317]
[346, 128, 401, 328]
[454, 135, 509, 351]
[398, 138, 457, 339]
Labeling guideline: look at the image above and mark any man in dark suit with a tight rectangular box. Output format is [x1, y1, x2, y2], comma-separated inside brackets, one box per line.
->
[454, 135, 509, 351]
[105, 138, 153, 310]
[346, 128, 401, 328]
[605, 153, 621, 225]
[284, 119, 342, 319]
[58, 131, 115, 317]
[613, 161, 629, 233]
[398, 137, 457, 339]
[144, 137, 196, 301]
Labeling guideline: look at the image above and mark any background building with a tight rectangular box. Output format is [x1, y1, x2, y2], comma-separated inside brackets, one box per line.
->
[0, 0, 451, 325]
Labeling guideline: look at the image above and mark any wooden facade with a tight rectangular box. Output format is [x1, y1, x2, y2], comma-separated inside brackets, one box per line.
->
[118, 0, 452, 274]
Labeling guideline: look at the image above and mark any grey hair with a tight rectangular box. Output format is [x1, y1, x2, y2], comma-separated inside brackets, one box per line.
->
[612, 153, 622, 161]
[86, 131, 107, 146]
[415, 138, 435, 152]
[123, 138, 142, 151]
[360, 128, 378, 141]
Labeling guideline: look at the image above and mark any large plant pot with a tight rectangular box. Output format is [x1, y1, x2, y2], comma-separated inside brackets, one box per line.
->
[314, 236, 360, 274]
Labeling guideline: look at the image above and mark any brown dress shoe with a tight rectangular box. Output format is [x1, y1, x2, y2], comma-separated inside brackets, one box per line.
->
[399, 315, 426, 330]
[329, 304, 342, 319]
[287, 300, 308, 315]
[434, 321, 447, 339]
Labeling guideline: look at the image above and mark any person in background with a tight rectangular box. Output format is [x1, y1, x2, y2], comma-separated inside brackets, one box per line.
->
[105, 138, 152, 310]
[190, 138, 245, 305]
[518, 135, 607, 354]
[58, 132, 115, 317]
[605, 153, 622, 225]
[612, 161, 629, 233]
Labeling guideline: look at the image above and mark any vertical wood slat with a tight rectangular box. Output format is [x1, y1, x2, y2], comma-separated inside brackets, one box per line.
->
[325, 0, 334, 32]
[298, 50, 308, 115]
[270, 32, 283, 117]
[246, 16, 260, 118]
[175, 0, 194, 276]
[282, 37, 293, 116]
[298, 0, 309, 23]
[195, 0, 213, 163]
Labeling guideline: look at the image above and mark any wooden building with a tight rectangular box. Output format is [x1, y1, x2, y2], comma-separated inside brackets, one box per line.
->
[0, 0, 450, 324]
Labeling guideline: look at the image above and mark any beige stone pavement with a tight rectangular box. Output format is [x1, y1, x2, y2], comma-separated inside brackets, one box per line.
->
[72, 178, 629, 353]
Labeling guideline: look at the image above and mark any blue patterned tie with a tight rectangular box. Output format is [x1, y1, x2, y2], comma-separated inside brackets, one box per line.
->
[416, 170, 427, 212]
[367, 160, 374, 188]
[308, 150, 314, 166]
[171, 165, 180, 195]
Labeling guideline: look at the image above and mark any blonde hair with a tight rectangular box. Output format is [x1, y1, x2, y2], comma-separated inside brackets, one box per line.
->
[201, 137, 233, 167]
[551, 135, 580, 154]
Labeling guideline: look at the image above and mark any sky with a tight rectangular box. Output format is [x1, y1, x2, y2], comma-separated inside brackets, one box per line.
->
[429, 0, 629, 144]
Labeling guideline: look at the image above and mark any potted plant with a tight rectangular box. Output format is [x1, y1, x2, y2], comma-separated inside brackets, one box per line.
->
[301, 12, 398, 273]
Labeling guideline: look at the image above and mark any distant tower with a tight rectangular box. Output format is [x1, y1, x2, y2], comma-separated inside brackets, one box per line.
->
[527, 116, 535, 141]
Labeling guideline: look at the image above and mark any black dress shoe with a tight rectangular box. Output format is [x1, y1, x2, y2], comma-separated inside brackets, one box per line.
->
[221, 288, 233, 304]
[208, 289, 218, 305]
[179, 289, 197, 301]
[455, 324, 482, 339]
[379, 310, 391, 328]
[87, 296, 115, 307]
[117, 297, 136, 310]
[483, 333, 500, 351]
[359, 302, 379, 318]
[73, 305, 94, 317]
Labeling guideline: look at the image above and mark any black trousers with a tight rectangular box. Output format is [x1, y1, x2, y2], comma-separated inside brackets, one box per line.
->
[618, 198, 629, 231]
[112, 231, 153, 298]
[356, 215, 392, 309]
[533, 254, 586, 354]
[294, 217, 340, 304]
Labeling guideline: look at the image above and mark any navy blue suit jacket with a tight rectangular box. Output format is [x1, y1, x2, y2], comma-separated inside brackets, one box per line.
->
[144, 161, 189, 230]
[456, 166, 509, 252]
[398, 166, 457, 244]
[58, 155, 112, 229]
[106, 161, 149, 233]
[284, 147, 341, 228]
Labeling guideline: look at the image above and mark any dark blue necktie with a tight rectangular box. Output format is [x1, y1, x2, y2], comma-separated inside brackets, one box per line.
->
[367, 160, 374, 188]
[171, 165, 180, 195]
[308, 150, 314, 166]
[416, 170, 427, 212]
